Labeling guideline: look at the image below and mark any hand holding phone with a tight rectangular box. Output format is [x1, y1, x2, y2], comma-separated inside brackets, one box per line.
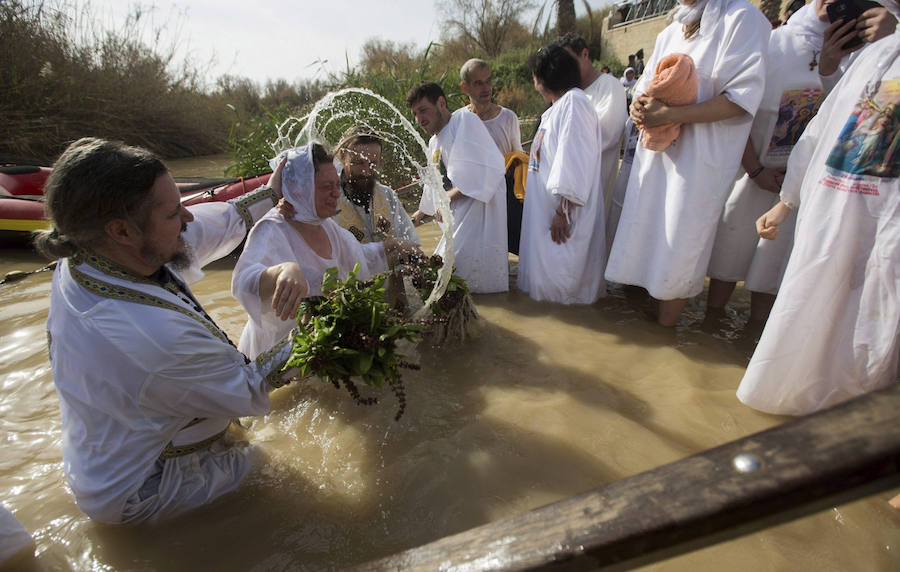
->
[826, 0, 882, 48]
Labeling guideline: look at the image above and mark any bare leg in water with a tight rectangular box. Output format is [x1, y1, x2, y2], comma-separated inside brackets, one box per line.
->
[657, 298, 688, 327]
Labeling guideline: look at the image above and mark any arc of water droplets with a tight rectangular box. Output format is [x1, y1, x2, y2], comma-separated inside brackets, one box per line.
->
[269, 87, 456, 319]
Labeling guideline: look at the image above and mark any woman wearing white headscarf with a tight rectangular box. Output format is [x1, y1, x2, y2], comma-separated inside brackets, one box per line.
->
[604, 0, 770, 326]
[232, 142, 412, 359]
[737, 0, 900, 415]
[705, 0, 832, 331]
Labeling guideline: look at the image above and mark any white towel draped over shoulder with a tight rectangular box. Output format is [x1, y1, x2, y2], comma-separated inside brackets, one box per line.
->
[419, 109, 509, 293]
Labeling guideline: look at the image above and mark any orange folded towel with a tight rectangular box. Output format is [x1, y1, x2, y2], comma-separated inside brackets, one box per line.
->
[641, 53, 698, 151]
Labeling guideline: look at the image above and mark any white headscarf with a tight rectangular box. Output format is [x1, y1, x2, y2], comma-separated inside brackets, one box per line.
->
[783, 3, 828, 51]
[673, 0, 711, 25]
[269, 142, 329, 225]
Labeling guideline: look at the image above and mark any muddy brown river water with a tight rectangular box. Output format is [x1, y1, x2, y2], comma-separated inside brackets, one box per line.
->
[0, 156, 897, 570]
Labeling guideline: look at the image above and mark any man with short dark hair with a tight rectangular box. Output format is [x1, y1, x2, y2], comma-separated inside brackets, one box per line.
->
[406, 82, 509, 293]
[333, 126, 420, 245]
[35, 137, 296, 524]
[555, 33, 627, 206]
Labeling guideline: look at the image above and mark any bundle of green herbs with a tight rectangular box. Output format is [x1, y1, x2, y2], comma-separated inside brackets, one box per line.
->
[405, 253, 478, 343]
[283, 264, 423, 421]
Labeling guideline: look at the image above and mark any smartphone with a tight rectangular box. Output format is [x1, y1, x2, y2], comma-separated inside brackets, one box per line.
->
[827, 0, 881, 49]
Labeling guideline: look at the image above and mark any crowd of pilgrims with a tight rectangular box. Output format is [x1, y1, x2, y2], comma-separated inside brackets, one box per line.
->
[3, 0, 895, 541]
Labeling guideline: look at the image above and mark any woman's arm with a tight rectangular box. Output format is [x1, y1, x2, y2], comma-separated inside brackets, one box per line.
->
[630, 93, 747, 128]
[259, 262, 308, 320]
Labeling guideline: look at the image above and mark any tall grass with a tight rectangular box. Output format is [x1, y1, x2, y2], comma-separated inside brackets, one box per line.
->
[0, 0, 228, 164]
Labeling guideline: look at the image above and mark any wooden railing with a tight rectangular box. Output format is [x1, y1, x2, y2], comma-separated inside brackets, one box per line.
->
[353, 383, 900, 570]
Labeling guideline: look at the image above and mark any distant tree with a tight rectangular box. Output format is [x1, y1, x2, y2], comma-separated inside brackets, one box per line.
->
[557, 0, 575, 34]
[533, 0, 594, 41]
[439, 0, 536, 58]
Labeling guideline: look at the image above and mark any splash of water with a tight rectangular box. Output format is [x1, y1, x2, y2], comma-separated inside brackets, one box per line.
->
[272, 87, 454, 318]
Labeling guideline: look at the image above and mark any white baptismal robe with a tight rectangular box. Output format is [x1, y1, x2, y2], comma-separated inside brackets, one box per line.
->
[708, 17, 825, 293]
[47, 187, 292, 525]
[334, 181, 421, 245]
[464, 106, 523, 155]
[583, 73, 627, 201]
[517, 89, 606, 304]
[604, 0, 770, 300]
[233, 210, 387, 359]
[418, 109, 509, 293]
[737, 35, 900, 415]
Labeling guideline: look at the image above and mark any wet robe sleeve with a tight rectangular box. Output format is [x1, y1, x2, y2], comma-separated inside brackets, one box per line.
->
[179, 185, 278, 284]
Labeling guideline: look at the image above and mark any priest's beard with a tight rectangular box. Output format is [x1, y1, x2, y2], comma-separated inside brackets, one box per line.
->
[139, 230, 193, 273]
[343, 175, 376, 210]
[169, 243, 193, 272]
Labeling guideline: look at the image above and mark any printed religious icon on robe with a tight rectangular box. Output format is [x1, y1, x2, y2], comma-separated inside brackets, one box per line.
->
[528, 129, 545, 172]
[766, 88, 824, 163]
[825, 79, 900, 180]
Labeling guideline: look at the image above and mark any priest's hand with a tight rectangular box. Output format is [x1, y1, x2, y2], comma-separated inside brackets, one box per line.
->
[756, 201, 792, 240]
[277, 198, 296, 220]
[269, 156, 287, 199]
[550, 211, 571, 244]
[383, 238, 422, 262]
[754, 168, 786, 194]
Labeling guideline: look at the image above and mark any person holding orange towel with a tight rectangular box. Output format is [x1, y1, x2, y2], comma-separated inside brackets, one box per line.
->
[604, 0, 769, 327]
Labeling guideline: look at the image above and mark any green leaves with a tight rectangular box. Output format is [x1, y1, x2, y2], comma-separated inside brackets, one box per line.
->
[283, 264, 422, 419]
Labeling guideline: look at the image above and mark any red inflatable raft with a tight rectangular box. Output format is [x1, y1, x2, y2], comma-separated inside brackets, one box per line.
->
[0, 165, 272, 235]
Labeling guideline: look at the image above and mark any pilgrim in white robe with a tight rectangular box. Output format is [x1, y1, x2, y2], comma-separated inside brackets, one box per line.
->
[517, 88, 606, 304]
[47, 186, 292, 525]
[583, 72, 628, 203]
[708, 5, 826, 294]
[233, 210, 387, 360]
[417, 109, 509, 293]
[334, 181, 421, 245]
[604, 0, 770, 300]
[737, 32, 900, 415]
[464, 106, 523, 155]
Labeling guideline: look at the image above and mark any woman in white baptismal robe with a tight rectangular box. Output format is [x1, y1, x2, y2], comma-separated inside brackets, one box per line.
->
[233, 143, 392, 360]
[737, 17, 900, 415]
[517, 44, 606, 304]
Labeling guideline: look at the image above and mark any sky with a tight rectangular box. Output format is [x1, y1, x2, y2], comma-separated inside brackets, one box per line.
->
[84, 0, 445, 87]
[81, 0, 604, 88]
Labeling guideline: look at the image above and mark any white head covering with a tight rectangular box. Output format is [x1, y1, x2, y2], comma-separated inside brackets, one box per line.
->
[269, 142, 329, 225]
[783, 3, 828, 51]
[673, 0, 711, 25]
